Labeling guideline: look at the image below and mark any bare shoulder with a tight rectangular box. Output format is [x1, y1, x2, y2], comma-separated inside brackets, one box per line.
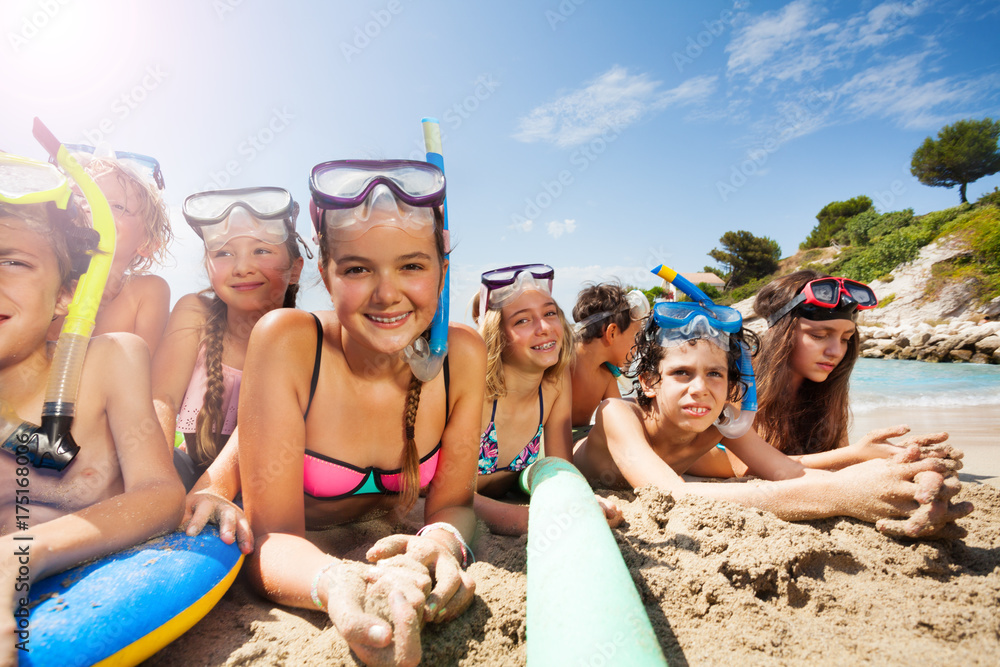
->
[126, 274, 170, 305]
[253, 307, 326, 345]
[447, 322, 487, 361]
[128, 273, 169, 295]
[448, 323, 486, 357]
[170, 292, 212, 323]
[86, 331, 152, 366]
[596, 397, 642, 422]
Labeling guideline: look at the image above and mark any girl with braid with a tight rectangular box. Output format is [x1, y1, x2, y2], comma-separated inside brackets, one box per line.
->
[183, 161, 485, 667]
[151, 187, 305, 490]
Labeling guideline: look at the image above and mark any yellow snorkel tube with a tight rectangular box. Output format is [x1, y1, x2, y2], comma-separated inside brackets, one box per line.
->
[30, 117, 117, 470]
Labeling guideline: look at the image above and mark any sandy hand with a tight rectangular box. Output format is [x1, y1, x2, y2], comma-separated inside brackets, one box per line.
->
[180, 490, 254, 554]
[843, 447, 972, 539]
[358, 555, 433, 667]
[368, 533, 476, 624]
[319, 558, 420, 667]
[855, 425, 963, 463]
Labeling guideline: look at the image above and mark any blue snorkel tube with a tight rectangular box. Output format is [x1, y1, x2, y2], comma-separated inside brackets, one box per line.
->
[652, 264, 758, 439]
[403, 117, 449, 382]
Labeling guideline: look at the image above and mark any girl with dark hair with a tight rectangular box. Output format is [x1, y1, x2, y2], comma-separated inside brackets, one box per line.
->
[152, 187, 306, 489]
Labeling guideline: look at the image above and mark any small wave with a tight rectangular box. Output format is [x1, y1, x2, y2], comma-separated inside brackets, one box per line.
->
[850, 391, 1000, 414]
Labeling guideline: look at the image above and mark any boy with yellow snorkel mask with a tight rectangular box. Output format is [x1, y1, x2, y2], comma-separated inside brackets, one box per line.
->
[0, 151, 183, 664]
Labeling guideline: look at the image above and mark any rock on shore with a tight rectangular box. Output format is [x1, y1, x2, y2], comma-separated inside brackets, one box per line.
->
[732, 234, 1000, 364]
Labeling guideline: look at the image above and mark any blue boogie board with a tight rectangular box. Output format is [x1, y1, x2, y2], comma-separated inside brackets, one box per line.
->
[21, 525, 243, 667]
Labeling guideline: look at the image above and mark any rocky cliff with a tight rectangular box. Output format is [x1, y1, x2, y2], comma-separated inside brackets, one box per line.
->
[732, 231, 1000, 364]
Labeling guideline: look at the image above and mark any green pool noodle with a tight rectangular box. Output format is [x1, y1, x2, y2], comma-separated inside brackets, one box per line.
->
[524, 458, 667, 666]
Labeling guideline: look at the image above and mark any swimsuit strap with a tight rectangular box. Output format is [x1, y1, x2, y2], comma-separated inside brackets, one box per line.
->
[537, 384, 544, 423]
[303, 313, 323, 419]
[443, 356, 450, 418]
[489, 397, 498, 422]
[602, 361, 623, 378]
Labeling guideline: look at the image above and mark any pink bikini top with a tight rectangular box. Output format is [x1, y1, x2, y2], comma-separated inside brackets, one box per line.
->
[176, 346, 242, 436]
[301, 315, 447, 501]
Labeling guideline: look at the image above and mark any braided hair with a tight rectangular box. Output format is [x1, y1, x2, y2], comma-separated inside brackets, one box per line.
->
[191, 234, 302, 466]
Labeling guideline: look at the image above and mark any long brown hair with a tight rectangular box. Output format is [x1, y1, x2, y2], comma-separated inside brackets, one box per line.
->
[192, 235, 302, 466]
[753, 270, 859, 455]
[316, 206, 447, 513]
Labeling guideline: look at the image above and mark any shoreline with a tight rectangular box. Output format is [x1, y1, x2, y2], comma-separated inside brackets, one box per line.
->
[849, 403, 1000, 485]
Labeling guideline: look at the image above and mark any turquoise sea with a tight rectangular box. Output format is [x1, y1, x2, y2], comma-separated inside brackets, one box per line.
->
[850, 359, 1000, 414]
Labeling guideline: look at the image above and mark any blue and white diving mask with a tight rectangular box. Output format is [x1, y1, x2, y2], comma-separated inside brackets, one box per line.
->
[647, 301, 743, 351]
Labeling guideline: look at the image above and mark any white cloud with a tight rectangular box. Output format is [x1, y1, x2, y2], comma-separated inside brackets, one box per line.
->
[837, 54, 987, 128]
[726, 0, 818, 81]
[513, 67, 717, 148]
[720, 1, 994, 141]
[547, 219, 577, 239]
[509, 218, 534, 233]
[726, 1, 926, 87]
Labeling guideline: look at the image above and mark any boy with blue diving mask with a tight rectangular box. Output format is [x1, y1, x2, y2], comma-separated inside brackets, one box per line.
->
[573, 298, 972, 540]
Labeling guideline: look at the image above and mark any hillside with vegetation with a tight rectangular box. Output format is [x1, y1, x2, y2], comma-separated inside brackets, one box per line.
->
[712, 189, 1000, 322]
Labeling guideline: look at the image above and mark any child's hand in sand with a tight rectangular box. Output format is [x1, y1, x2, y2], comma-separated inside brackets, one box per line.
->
[840, 446, 972, 538]
[596, 495, 624, 528]
[852, 425, 963, 463]
[180, 491, 254, 554]
[319, 556, 430, 667]
[367, 533, 476, 624]
[873, 445, 972, 539]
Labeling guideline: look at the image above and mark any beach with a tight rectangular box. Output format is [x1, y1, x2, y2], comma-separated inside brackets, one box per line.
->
[145, 402, 1000, 666]
[850, 404, 1000, 486]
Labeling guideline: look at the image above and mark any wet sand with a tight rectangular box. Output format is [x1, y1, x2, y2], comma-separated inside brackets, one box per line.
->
[850, 404, 1000, 485]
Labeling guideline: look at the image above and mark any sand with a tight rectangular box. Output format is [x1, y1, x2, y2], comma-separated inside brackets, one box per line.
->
[145, 408, 1000, 666]
[850, 404, 1000, 486]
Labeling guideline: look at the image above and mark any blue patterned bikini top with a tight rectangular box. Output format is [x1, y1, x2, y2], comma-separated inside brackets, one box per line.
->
[478, 387, 543, 475]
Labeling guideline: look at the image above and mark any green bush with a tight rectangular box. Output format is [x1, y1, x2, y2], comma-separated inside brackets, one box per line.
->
[835, 226, 924, 282]
[846, 209, 915, 247]
[724, 275, 771, 305]
[976, 187, 1000, 207]
[846, 210, 881, 246]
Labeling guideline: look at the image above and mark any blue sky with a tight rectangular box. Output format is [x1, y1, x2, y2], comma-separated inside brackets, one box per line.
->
[3, 0, 999, 322]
